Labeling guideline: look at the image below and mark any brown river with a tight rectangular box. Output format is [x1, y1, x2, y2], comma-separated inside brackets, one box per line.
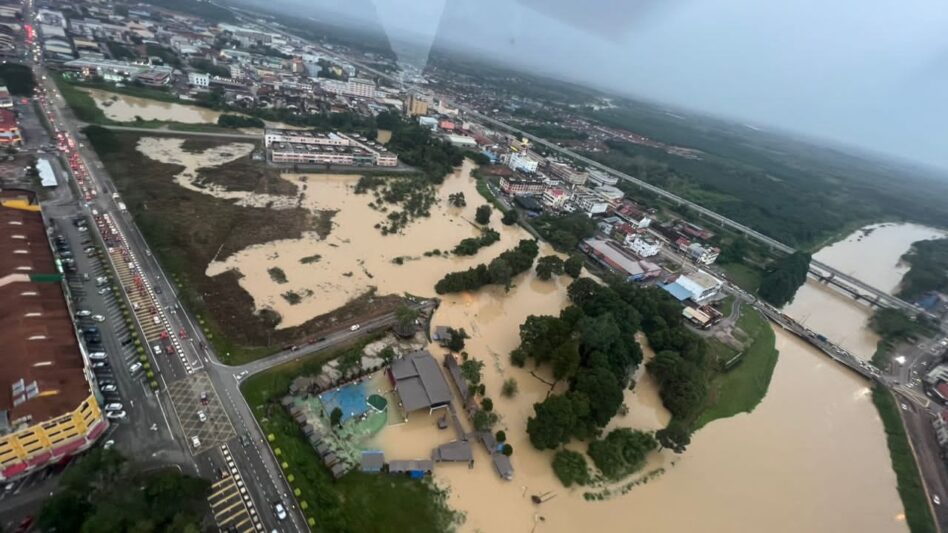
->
[135, 141, 932, 531]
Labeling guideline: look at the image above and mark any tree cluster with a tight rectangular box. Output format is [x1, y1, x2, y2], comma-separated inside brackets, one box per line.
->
[38, 448, 210, 532]
[217, 114, 264, 128]
[758, 251, 811, 307]
[898, 238, 948, 300]
[435, 240, 539, 294]
[501, 209, 519, 226]
[523, 278, 662, 449]
[475, 204, 492, 225]
[552, 450, 591, 487]
[532, 213, 597, 252]
[535, 255, 565, 281]
[453, 228, 500, 256]
[587, 428, 657, 480]
[377, 110, 464, 184]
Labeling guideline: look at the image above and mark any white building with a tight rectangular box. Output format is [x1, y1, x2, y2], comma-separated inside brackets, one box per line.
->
[419, 116, 438, 130]
[188, 72, 209, 88]
[507, 151, 539, 174]
[542, 186, 570, 209]
[595, 185, 625, 204]
[444, 134, 477, 148]
[675, 271, 723, 304]
[264, 129, 350, 148]
[686, 242, 720, 265]
[572, 187, 609, 215]
[320, 78, 376, 98]
[587, 169, 619, 187]
[627, 236, 661, 258]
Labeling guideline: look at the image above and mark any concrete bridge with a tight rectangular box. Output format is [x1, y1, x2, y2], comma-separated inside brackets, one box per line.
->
[462, 108, 925, 317]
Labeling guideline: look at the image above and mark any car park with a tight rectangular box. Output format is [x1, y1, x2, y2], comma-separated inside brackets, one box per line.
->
[129, 362, 143, 373]
[105, 410, 126, 420]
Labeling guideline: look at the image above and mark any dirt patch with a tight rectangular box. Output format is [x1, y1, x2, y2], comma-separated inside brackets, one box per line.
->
[195, 154, 299, 197]
[101, 132, 387, 361]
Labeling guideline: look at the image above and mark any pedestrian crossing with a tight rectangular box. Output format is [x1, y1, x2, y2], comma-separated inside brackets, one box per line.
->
[207, 444, 264, 533]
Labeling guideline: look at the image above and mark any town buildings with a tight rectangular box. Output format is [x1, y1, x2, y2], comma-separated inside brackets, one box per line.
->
[628, 236, 661, 258]
[265, 129, 397, 167]
[506, 151, 540, 174]
[320, 78, 377, 98]
[0, 192, 107, 481]
[662, 270, 724, 304]
[499, 174, 546, 196]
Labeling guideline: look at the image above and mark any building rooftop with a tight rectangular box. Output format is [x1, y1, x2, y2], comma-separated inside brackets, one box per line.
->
[390, 350, 452, 412]
[0, 193, 89, 430]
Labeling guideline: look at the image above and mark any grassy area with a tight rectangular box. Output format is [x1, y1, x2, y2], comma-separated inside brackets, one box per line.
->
[871, 387, 937, 533]
[470, 167, 507, 213]
[241, 342, 461, 532]
[718, 262, 763, 294]
[86, 127, 404, 364]
[694, 307, 779, 429]
[55, 75, 111, 124]
[718, 295, 735, 317]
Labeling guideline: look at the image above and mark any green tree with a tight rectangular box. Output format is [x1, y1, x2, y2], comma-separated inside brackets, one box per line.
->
[481, 397, 494, 412]
[587, 428, 657, 480]
[460, 358, 484, 388]
[495, 430, 507, 442]
[551, 340, 580, 381]
[573, 365, 624, 427]
[552, 450, 591, 487]
[475, 204, 492, 224]
[526, 393, 590, 450]
[488, 257, 513, 290]
[473, 409, 498, 431]
[536, 255, 565, 281]
[448, 192, 466, 207]
[330, 407, 343, 427]
[564, 254, 584, 278]
[501, 377, 519, 398]
[502, 443, 513, 456]
[501, 209, 519, 225]
[446, 327, 468, 352]
[395, 304, 419, 330]
[656, 421, 692, 453]
[758, 252, 811, 307]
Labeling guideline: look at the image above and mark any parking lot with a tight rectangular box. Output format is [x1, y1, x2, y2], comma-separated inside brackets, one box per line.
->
[167, 372, 235, 453]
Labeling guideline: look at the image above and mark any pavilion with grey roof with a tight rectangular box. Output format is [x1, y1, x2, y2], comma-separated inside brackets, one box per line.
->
[389, 350, 452, 414]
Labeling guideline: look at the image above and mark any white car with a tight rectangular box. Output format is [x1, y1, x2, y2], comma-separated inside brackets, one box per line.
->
[92, 314, 106, 322]
[197, 411, 207, 422]
[97, 287, 111, 295]
[934, 495, 941, 506]
[106, 410, 127, 420]
[191, 435, 201, 449]
[100, 383, 117, 393]
[89, 352, 107, 360]
[75, 310, 92, 317]
[350, 324, 361, 332]
[274, 502, 287, 521]
[104, 402, 123, 412]
[128, 362, 143, 373]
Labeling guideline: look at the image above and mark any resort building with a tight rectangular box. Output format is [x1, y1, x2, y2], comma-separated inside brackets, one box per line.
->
[0, 191, 107, 481]
[388, 350, 452, 414]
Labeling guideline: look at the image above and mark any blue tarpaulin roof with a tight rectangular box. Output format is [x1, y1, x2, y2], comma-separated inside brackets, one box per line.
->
[661, 282, 692, 302]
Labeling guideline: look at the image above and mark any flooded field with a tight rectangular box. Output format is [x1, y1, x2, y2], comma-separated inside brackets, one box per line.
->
[82, 87, 224, 124]
[783, 222, 945, 358]
[140, 144, 906, 531]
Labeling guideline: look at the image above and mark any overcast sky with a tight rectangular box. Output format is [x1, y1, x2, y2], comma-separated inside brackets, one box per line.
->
[271, 0, 948, 170]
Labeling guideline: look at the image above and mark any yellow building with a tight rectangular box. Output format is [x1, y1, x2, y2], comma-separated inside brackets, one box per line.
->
[0, 190, 106, 481]
[404, 94, 429, 117]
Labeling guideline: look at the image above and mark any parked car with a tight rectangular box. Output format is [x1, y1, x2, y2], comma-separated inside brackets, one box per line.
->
[103, 403, 123, 412]
[128, 362, 142, 373]
[197, 411, 207, 422]
[75, 310, 92, 317]
[97, 287, 111, 295]
[91, 361, 108, 369]
[105, 410, 126, 420]
[88, 352, 107, 360]
[100, 383, 117, 393]
[350, 324, 361, 332]
[92, 314, 106, 322]
[190, 435, 201, 448]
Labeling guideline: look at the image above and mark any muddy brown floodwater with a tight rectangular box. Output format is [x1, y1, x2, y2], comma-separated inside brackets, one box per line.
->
[142, 146, 909, 531]
[82, 88, 225, 124]
[784, 222, 945, 359]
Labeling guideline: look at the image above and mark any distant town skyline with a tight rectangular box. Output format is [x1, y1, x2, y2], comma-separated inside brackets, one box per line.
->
[262, 0, 948, 173]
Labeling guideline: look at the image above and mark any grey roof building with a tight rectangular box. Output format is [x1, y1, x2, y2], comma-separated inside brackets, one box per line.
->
[390, 350, 452, 413]
[361, 450, 385, 472]
[432, 440, 473, 462]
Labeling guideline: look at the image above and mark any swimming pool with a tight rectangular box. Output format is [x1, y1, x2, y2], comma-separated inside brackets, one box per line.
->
[319, 381, 372, 423]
